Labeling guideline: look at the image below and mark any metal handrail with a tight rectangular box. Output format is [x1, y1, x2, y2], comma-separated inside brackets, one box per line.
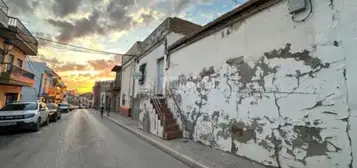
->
[8, 17, 38, 46]
[150, 91, 166, 130]
[165, 86, 186, 123]
[0, 0, 8, 14]
[0, 62, 35, 79]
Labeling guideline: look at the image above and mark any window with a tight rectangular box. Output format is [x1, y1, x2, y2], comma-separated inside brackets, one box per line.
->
[5, 93, 18, 104]
[8, 55, 14, 64]
[0, 103, 38, 111]
[7, 55, 14, 71]
[122, 94, 126, 105]
[139, 63, 146, 85]
[16, 59, 23, 68]
[0, 49, 3, 62]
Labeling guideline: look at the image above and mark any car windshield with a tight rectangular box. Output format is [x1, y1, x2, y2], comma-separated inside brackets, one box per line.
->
[0, 103, 38, 111]
[59, 104, 68, 107]
[46, 104, 56, 109]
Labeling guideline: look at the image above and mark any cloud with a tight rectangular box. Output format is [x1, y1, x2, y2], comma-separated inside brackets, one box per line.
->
[87, 59, 117, 71]
[52, 0, 82, 17]
[31, 55, 62, 65]
[51, 62, 89, 72]
[4, 0, 39, 14]
[47, 0, 213, 42]
[48, 0, 133, 42]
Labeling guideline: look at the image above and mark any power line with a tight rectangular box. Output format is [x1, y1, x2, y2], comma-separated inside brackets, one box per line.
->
[0, 27, 138, 57]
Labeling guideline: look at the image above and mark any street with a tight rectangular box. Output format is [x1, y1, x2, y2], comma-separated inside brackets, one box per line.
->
[0, 109, 190, 168]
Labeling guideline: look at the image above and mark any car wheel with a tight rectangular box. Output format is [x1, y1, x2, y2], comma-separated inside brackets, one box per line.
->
[32, 118, 41, 132]
[45, 116, 50, 125]
[53, 114, 57, 122]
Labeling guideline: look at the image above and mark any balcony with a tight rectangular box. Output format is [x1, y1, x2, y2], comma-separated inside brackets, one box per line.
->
[0, 0, 8, 28]
[2, 17, 38, 55]
[0, 62, 35, 87]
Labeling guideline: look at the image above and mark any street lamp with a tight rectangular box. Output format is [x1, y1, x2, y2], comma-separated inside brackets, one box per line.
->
[3, 40, 13, 55]
[1, 40, 13, 63]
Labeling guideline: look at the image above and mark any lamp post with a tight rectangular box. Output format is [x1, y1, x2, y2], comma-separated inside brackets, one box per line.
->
[2, 40, 13, 63]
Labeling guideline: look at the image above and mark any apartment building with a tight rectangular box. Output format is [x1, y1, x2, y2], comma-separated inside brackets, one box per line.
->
[0, 0, 38, 108]
[21, 62, 65, 103]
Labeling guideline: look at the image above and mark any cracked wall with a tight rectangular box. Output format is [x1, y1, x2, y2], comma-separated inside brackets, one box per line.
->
[166, 0, 355, 167]
[138, 93, 164, 137]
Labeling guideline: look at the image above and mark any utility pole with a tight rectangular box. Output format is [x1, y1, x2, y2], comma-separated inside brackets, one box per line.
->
[38, 73, 43, 101]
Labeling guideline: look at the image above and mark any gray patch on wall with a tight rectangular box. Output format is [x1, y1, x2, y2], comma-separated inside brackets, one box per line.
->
[280, 125, 343, 165]
[143, 111, 151, 133]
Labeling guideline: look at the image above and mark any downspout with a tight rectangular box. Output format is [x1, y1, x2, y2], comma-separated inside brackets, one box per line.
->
[38, 73, 43, 101]
[130, 57, 139, 118]
[164, 38, 169, 96]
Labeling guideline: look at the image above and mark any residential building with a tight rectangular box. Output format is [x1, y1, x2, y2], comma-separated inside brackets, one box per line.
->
[110, 65, 122, 113]
[92, 81, 101, 110]
[120, 17, 202, 123]
[92, 80, 113, 110]
[0, 0, 38, 108]
[100, 81, 112, 109]
[120, 41, 143, 116]
[21, 62, 64, 103]
[131, 0, 356, 167]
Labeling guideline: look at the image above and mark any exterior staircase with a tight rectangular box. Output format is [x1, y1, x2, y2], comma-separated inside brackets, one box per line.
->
[150, 96, 181, 140]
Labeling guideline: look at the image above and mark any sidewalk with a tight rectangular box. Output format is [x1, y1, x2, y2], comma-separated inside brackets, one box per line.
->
[101, 111, 267, 168]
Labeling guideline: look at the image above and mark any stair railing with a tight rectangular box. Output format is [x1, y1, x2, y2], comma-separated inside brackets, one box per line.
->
[165, 86, 186, 128]
[149, 90, 166, 132]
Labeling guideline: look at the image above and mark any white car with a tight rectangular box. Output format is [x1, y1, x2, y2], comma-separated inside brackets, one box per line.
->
[0, 102, 50, 131]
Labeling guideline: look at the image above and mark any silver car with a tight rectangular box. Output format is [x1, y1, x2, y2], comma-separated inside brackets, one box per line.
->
[0, 102, 50, 131]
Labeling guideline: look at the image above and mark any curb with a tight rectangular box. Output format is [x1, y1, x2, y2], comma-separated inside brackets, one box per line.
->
[105, 116, 210, 168]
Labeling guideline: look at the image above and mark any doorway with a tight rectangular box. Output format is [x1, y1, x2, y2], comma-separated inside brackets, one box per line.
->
[156, 58, 164, 95]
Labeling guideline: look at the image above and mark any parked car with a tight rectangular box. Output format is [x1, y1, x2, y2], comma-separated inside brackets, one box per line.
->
[0, 102, 50, 132]
[58, 103, 69, 113]
[69, 104, 74, 111]
[46, 103, 61, 122]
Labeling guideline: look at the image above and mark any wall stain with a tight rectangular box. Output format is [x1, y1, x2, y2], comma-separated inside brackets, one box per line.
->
[199, 66, 215, 79]
[231, 120, 264, 144]
[287, 125, 342, 165]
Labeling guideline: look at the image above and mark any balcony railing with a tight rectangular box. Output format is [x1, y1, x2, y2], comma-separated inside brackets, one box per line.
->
[0, 62, 35, 82]
[8, 17, 38, 49]
[0, 0, 8, 28]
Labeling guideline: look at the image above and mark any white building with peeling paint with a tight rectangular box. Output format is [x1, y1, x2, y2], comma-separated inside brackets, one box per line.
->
[139, 0, 356, 167]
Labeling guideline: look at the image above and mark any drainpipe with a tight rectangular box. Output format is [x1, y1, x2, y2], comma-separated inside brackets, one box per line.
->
[130, 57, 139, 118]
[38, 73, 43, 101]
[163, 38, 168, 96]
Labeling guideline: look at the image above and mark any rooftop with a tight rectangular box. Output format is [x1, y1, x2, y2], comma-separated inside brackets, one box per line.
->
[169, 0, 280, 52]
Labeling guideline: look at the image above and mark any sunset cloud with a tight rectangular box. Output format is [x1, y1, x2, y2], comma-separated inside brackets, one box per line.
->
[5, 0, 236, 93]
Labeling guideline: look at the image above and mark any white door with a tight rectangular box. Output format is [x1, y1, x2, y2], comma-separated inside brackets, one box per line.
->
[157, 58, 164, 95]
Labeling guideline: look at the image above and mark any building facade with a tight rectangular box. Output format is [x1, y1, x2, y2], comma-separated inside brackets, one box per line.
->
[110, 65, 122, 113]
[115, 0, 357, 167]
[21, 62, 65, 103]
[162, 0, 356, 167]
[120, 17, 202, 122]
[0, 0, 38, 108]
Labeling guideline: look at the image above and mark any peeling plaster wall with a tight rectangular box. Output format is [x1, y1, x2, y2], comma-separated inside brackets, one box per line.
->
[135, 32, 184, 135]
[340, 0, 357, 167]
[121, 63, 134, 107]
[135, 32, 184, 96]
[138, 95, 164, 137]
[166, 0, 356, 167]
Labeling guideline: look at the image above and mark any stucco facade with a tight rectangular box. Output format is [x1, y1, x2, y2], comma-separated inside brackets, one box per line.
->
[161, 0, 357, 167]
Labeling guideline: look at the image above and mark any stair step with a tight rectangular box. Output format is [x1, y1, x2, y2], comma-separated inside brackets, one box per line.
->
[164, 118, 175, 125]
[164, 130, 182, 140]
[165, 112, 173, 118]
[165, 124, 179, 132]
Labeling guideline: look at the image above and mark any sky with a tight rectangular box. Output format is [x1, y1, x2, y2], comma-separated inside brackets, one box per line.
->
[4, 0, 244, 93]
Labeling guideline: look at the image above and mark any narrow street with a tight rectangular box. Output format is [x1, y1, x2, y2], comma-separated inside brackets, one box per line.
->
[0, 110, 190, 168]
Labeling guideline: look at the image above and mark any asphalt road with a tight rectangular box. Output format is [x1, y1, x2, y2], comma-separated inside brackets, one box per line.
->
[0, 109, 190, 168]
